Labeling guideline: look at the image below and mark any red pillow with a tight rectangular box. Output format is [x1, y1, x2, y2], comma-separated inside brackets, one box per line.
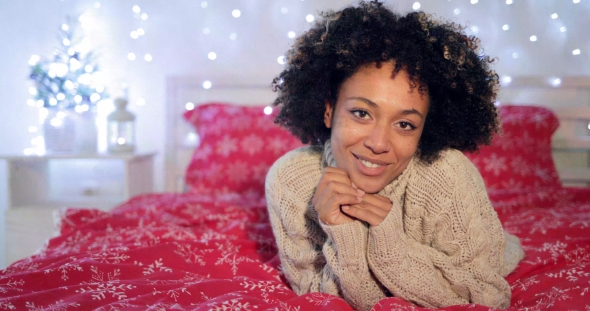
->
[183, 103, 304, 199]
[464, 105, 562, 191]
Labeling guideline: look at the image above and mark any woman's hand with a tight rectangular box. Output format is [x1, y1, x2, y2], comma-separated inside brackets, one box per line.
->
[343, 193, 392, 227]
[312, 167, 365, 226]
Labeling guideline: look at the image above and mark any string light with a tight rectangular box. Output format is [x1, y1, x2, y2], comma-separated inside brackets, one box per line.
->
[132, 5, 141, 13]
[413, 2, 421, 10]
[208, 52, 217, 60]
[137, 28, 145, 36]
[573, 0, 580, 3]
[264, 106, 273, 115]
[61, 24, 69, 31]
[288, 31, 296, 38]
[506, 0, 513, 4]
[130, 31, 138, 39]
[512, 52, 519, 59]
[141, 13, 148, 20]
[136, 98, 146, 106]
[551, 13, 558, 19]
[551, 78, 562, 87]
[277, 56, 287, 64]
[471, 0, 478, 4]
[144, 54, 152, 61]
[502, 24, 510, 31]
[185, 102, 195, 111]
[560, 26, 567, 32]
[306, 14, 314, 23]
[232, 10, 241, 18]
[529, 35, 538, 42]
[573, 49, 581, 55]
[127, 52, 136, 60]
[454, 8, 460, 15]
[202, 80, 212, 89]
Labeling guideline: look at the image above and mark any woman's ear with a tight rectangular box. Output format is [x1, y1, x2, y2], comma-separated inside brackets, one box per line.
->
[324, 102, 334, 128]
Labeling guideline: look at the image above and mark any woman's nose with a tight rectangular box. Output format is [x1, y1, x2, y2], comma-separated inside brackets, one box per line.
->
[364, 123, 391, 154]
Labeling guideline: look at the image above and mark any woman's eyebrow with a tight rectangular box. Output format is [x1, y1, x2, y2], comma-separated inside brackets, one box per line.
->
[347, 97, 425, 119]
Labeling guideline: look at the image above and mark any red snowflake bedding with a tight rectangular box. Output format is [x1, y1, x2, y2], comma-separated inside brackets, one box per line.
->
[0, 104, 589, 310]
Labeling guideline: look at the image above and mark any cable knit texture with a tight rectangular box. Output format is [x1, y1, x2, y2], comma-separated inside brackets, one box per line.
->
[265, 141, 525, 311]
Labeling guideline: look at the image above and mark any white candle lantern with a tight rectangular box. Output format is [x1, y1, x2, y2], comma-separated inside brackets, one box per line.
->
[107, 98, 135, 153]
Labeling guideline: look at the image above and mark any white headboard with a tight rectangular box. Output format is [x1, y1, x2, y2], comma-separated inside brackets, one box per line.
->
[165, 75, 277, 192]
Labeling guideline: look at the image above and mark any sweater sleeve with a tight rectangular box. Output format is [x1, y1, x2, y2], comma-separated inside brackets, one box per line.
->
[265, 150, 386, 311]
[367, 155, 512, 309]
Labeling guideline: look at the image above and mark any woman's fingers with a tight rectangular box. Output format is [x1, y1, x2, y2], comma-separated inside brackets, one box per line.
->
[342, 204, 383, 227]
[312, 167, 362, 206]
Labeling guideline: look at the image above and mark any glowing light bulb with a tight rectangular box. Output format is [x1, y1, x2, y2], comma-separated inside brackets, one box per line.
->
[28, 55, 39, 66]
[413, 2, 421, 10]
[471, 0, 478, 4]
[117, 137, 126, 145]
[288, 31, 296, 38]
[264, 106, 273, 115]
[131, 31, 138, 39]
[128, 53, 136, 60]
[529, 35, 537, 42]
[470, 26, 479, 33]
[573, 49, 581, 55]
[277, 56, 287, 64]
[551, 13, 558, 19]
[90, 93, 101, 102]
[56, 111, 66, 119]
[185, 102, 195, 110]
[132, 5, 140, 13]
[137, 28, 145, 36]
[85, 65, 93, 73]
[144, 54, 152, 62]
[56, 93, 65, 101]
[512, 52, 519, 59]
[551, 78, 562, 87]
[203, 80, 212, 89]
[454, 8, 460, 15]
[63, 39, 71, 46]
[506, 0, 513, 4]
[136, 98, 146, 106]
[306, 14, 314, 23]
[208, 52, 217, 60]
[141, 13, 148, 20]
[28, 126, 37, 133]
[502, 24, 509, 31]
[573, 0, 580, 3]
[29, 87, 37, 96]
[232, 10, 241, 18]
[74, 95, 82, 103]
[560, 26, 567, 32]
[61, 24, 69, 31]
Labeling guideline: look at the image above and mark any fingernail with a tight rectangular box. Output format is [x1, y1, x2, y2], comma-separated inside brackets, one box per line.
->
[351, 182, 357, 189]
[357, 189, 365, 196]
[342, 205, 350, 210]
[356, 196, 363, 202]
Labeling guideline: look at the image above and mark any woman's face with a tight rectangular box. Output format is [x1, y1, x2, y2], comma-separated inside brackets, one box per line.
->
[324, 62, 429, 194]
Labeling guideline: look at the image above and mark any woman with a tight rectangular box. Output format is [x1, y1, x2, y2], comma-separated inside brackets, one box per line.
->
[265, 2, 525, 310]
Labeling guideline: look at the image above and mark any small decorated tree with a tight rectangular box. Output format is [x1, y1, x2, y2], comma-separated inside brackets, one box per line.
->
[28, 16, 108, 153]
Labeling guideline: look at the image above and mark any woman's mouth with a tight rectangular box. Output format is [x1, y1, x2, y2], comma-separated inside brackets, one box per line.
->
[353, 154, 388, 176]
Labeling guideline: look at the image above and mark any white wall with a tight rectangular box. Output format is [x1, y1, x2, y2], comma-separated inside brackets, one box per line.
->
[0, 0, 589, 192]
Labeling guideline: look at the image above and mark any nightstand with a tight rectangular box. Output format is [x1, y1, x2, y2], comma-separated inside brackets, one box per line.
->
[0, 152, 156, 267]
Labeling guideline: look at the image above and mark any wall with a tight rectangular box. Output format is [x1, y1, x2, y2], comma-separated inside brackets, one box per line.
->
[0, 0, 589, 191]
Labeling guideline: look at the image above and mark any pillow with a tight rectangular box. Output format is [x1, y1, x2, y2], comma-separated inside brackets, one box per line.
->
[183, 102, 304, 199]
[464, 105, 562, 191]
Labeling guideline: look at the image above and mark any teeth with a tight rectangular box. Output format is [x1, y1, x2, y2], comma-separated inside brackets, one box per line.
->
[360, 159, 380, 168]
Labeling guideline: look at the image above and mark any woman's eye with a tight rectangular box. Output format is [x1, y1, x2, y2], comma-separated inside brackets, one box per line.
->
[398, 121, 416, 131]
[352, 110, 370, 119]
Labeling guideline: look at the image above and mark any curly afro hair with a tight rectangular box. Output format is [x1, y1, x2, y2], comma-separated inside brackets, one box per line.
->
[271, 1, 500, 163]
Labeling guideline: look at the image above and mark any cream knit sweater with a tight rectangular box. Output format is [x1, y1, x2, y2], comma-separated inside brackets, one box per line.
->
[265, 142, 525, 311]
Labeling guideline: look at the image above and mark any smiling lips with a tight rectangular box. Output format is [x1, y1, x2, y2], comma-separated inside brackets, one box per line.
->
[353, 153, 388, 176]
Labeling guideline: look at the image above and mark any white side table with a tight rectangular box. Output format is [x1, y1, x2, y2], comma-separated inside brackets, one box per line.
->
[0, 152, 156, 266]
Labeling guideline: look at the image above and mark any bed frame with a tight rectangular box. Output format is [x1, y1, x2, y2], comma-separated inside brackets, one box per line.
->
[165, 75, 590, 191]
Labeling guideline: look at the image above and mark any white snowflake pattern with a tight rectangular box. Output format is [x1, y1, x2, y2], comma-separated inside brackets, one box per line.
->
[510, 155, 532, 176]
[173, 243, 208, 265]
[241, 134, 265, 156]
[530, 287, 572, 310]
[548, 266, 590, 282]
[215, 241, 255, 275]
[209, 298, 253, 311]
[76, 266, 136, 300]
[564, 246, 590, 266]
[161, 225, 197, 241]
[0, 276, 24, 294]
[44, 262, 83, 281]
[144, 302, 185, 311]
[226, 160, 250, 184]
[215, 135, 238, 157]
[275, 302, 301, 311]
[192, 144, 213, 161]
[134, 258, 173, 275]
[511, 275, 540, 291]
[91, 249, 130, 264]
[483, 153, 507, 176]
[0, 301, 16, 310]
[25, 300, 80, 310]
[240, 279, 289, 293]
[304, 292, 337, 307]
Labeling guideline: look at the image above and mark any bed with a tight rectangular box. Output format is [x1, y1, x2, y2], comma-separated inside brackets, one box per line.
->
[1, 77, 590, 310]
